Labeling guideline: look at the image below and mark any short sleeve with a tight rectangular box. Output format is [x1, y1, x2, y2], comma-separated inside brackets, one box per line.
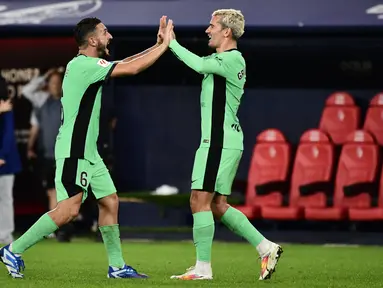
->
[83, 58, 117, 84]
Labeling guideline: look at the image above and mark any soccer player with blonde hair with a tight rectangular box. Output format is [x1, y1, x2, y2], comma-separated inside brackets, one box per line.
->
[165, 9, 283, 281]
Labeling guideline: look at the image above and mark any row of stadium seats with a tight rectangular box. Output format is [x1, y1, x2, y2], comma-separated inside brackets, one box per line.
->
[319, 91, 383, 145]
[235, 129, 383, 221]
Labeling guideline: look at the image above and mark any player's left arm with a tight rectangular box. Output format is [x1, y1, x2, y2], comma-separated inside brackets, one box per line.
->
[169, 40, 226, 76]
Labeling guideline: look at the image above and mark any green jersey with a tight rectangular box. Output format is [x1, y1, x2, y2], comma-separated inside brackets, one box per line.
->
[169, 40, 246, 150]
[55, 55, 116, 163]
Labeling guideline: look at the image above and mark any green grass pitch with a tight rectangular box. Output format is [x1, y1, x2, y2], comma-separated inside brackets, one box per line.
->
[0, 239, 381, 287]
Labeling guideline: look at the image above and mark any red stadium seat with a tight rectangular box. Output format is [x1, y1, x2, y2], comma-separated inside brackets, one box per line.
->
[363, 93, 383, 146]
[235, 129, 290, 219]
[306, 130, 379, 220]
[291, 130, 335, 219]
[262, 129, 334, 220]
[348, 153, 383, 221]
[319, 92, 360, 145]
[369, 93, 383, 106]
[348, 167, 383, 220]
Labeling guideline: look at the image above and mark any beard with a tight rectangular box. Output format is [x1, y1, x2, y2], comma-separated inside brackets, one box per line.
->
[96, 43, 109, 58]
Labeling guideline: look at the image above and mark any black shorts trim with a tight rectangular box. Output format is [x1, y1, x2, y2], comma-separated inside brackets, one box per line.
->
[210, 75, 226, 147]
[42, 158, 55, 190]
[202, 148, 223, 192]
[61, 158, 83, 198]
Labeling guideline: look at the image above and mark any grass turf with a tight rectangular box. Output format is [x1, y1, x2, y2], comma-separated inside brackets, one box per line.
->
[0, 239, 381, 287]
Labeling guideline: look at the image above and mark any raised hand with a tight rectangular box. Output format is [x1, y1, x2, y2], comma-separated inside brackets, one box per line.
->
[162, 19, 174, 46]
[156, 16, 167, 45]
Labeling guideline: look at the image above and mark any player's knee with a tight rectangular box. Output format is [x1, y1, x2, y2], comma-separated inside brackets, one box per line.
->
[190, 190, 212, 212]
[108, 193, 119, 211]
[98, 193, 119, 212]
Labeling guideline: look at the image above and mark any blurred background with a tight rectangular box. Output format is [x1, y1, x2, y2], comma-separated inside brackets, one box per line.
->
[1, 0, 383, 244]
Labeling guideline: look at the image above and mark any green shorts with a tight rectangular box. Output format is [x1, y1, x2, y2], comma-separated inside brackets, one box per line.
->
[55, 158, 116, 203]
[191, 147, 242, 195]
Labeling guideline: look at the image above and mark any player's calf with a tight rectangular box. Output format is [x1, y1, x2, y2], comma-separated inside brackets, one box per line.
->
[185, 191, 215, 279]
[49, 193, 82, 227]
[211, 194, 230, 219]
[213, 199, 284, 280]
[97, 193, 119, 226]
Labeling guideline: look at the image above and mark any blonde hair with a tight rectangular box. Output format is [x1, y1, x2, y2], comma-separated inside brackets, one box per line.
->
[212, 9, 245, 39]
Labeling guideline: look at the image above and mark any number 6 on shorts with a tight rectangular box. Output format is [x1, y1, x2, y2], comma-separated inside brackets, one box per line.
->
[55, 158, 116, 203]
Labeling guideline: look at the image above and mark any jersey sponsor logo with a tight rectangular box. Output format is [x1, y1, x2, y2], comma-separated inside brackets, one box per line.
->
[97, 59, 110, 68]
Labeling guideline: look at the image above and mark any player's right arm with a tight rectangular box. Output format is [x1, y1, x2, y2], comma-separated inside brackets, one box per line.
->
[111, 43, 168, 77]
[82, 43, 168, 84]
[83, 20, 173, 82]
[111, 19, 173, 77]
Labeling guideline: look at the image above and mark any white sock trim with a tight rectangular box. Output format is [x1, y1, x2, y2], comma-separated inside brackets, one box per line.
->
[195, 260, 212, 275]
[256, 238, 273, 257]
